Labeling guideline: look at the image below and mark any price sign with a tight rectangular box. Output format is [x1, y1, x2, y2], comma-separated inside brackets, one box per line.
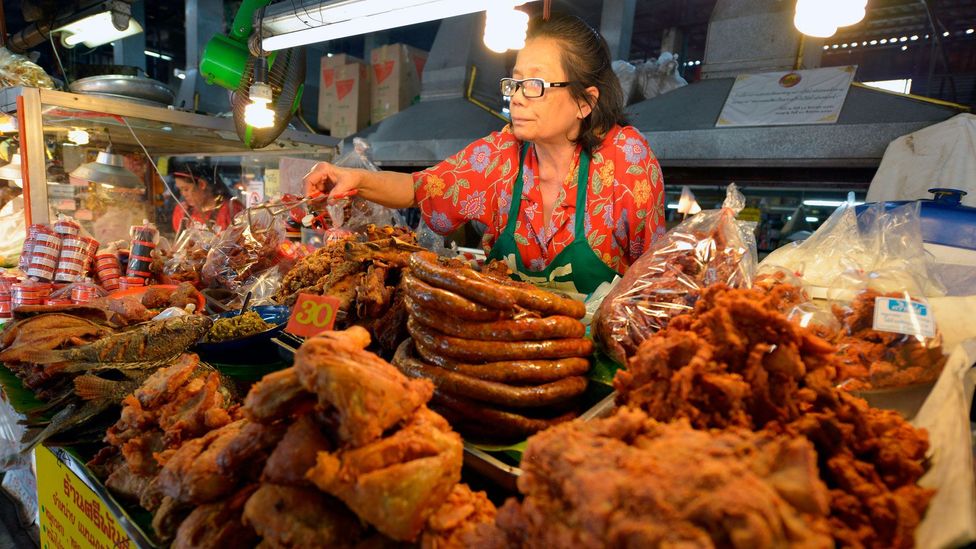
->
[285, 293, 341, 338]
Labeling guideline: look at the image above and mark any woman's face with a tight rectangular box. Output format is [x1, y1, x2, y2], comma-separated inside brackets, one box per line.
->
[175, 177, 208, 210]
[509, 37, 595, 145]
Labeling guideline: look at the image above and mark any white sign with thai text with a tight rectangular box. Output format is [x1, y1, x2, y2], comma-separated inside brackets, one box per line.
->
[716, 66, 856, 127]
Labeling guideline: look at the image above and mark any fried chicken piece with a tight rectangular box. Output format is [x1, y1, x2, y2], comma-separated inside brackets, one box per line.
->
[158, 419, 278, 504]
[422, 484, 497, 549]
[468, 409, 831, 549]
[242, 484, 366, 548]
[152, 496, 193, 543]
[243, 367, 316, 424]
[173, 485, 260, 549]
[157, 420, 243, 504]
[262, 415, 334, 486]
[294, 326, 433, 447]
[306, 407, 463, 542]
[156, 370, 235, 448]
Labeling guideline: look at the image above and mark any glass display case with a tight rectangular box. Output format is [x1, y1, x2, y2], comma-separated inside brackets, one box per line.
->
[0, 87, 337, 242]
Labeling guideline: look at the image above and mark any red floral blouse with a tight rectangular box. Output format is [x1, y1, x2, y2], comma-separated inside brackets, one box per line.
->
[412, 124, 666, 273]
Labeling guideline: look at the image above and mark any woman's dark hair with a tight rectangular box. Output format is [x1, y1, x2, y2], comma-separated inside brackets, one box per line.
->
[527, 14, 628, 152]
[172, 161, 231, 200]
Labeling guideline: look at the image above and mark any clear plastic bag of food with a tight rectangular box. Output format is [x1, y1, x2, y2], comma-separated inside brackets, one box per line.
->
[761, 196, 945, 297]
[828, 268, 947, 391]
[0, 47, 54, 89]
[163, 222, 217, 287]
[595, 184, 757, 364]
[327, 138, 400, 231]
[231, 266, 283, 309]
[201, 209, 285, 292]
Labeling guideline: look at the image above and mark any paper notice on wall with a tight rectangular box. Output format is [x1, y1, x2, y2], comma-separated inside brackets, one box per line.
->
[716, 66, 856, 127]
[246, 180, 265, 207]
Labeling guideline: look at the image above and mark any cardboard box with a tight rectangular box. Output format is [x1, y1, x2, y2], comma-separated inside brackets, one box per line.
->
[369, 43, 427, 124]
[330, 62, 371, 138]
[317, 54, 363, 130]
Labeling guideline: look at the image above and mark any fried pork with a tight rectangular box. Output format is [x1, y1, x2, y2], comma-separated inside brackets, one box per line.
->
[613, 284, 933, 548]
[468, 408, 832, 549]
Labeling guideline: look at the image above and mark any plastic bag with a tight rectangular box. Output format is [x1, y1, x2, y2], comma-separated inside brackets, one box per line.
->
[636, 52, 688, 100]
[231, 267, 284, 309]
[594, 184, 757, 364]
[163, 222, 217, 287]
[0, 47, 54, 89]
[760, 197, 946, 297]
[612, 60, 639, 105]
[201, 209, 285, 293]
[328, 138, 400, 231]
[828, 269, 947, 391]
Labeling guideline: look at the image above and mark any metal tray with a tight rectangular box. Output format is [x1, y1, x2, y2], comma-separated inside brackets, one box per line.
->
[69, 75, 174, 107]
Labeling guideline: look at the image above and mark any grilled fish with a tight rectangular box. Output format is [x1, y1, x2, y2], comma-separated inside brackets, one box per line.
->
[22, 315, 213, 371]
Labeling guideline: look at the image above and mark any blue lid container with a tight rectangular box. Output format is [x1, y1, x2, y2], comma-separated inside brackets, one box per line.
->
[857, 188, 976, 251]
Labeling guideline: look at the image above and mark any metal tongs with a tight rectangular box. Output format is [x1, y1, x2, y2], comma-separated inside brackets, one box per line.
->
[245, 190, 358, 236]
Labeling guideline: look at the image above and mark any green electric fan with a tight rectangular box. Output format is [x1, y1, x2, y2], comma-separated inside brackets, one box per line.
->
[200, 0, 305, 149]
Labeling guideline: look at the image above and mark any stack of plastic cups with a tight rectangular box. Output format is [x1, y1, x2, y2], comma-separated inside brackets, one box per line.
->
[19, 225, 43, 273]
[55, 234, 92, 283]
[11, 280, 53, 311]
[70, 279, 100, 304]
[0, 276, 17, 319]
[118, 276, 146, 291]
[94, 245, 122, 292]
[54, 217, 81, 238]
[126, 224, 157, 285]
[27, 227, 61, 281]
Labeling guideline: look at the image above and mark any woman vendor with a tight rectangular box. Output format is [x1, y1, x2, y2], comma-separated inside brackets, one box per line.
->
[171, 163, 243, 233]
[304, 14, 665, 295]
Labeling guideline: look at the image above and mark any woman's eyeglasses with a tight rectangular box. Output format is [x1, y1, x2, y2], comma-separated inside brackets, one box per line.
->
[500, 77, 572, 98]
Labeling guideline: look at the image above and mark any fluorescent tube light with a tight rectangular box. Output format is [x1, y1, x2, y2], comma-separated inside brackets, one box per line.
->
[263, 0, 526, 51]
[57, 10, 143, 49]
[803, 199, 865, 207]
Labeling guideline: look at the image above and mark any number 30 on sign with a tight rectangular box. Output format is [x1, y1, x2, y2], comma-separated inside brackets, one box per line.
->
[285, 293, 341, 338]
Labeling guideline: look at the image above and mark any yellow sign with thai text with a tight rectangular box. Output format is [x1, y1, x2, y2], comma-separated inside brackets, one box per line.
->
[37, 446, 133, 549]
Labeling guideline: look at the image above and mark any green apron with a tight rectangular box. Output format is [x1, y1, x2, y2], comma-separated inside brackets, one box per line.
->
[486, 144, 618, 295]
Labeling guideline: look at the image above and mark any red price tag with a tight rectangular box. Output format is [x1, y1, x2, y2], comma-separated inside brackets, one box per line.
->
[285, 293, 341, 338]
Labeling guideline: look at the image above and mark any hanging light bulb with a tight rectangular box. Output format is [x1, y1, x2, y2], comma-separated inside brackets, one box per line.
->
[245, 83, 275, 129]
[483, 5, 530, 53]
[67, 129, 90, 145]
[245, 56, 276, 129]
[794, 0, 867, 39]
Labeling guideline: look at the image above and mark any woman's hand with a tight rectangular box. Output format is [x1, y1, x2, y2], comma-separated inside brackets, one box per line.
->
[302, 162, 362, 199]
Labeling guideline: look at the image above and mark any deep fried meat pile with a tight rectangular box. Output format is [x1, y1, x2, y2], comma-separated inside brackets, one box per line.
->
[273, 225, 418, 355]
[594, 210, 753, 364]
[613, 284, 934, 549]
[832, 289, 947, 390]
[236, 326, 489, 545]
[468, 408, 832, 549]
[91, 353, 241, 540]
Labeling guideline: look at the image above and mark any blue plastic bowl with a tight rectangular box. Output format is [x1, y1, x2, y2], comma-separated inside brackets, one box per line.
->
[194, 305, 291, 365]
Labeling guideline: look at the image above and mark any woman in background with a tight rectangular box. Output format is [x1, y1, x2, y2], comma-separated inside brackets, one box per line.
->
[171, 162, 242, 232]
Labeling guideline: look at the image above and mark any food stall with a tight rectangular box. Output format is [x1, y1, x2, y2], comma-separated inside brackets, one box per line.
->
[0, 0, 974, 548]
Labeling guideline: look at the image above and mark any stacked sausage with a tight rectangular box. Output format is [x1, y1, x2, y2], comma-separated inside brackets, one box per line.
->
[393, 252, 592, 440]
